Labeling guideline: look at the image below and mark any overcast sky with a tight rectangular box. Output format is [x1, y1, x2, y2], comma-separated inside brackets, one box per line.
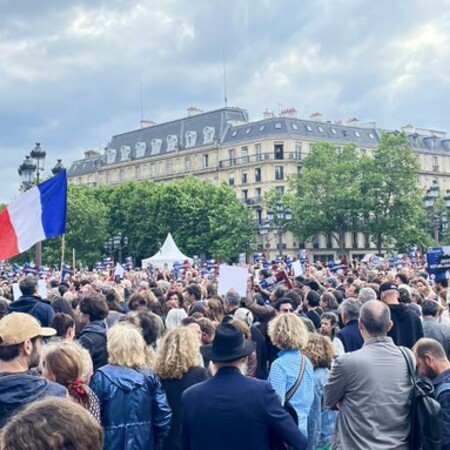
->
[1, 0, 449, 203]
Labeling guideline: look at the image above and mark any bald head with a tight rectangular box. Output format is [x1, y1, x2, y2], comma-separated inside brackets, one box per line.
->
[360, 300, 392, 337]
[414, 338, 447, 362]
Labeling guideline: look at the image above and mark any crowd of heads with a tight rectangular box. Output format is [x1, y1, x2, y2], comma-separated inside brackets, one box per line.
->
[0, 257, 447, 448]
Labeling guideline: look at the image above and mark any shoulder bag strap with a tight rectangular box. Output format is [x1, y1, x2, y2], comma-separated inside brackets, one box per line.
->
[286, 353, 306, 402]
[399, 346, 417, 385]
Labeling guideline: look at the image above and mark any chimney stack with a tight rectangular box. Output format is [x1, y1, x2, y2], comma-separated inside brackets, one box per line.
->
[141, 119, 157, 128]
[263, 110, 275, 119]
[280, 107, 298, 118]
[187, 106, 204, 117]
[309, 112, 323, 122]
[347, 117, 360, 126]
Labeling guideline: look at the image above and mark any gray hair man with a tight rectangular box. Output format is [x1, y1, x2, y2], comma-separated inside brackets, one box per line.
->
[333, 299, 364, 356]
[224, 290, 241, 316]
[325, 300, 413, 449]
[358, 287, 377, 304]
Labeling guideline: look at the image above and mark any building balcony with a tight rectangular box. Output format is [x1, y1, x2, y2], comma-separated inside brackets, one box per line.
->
[241, 196, 263, 207]
[219, 152, 303, 168]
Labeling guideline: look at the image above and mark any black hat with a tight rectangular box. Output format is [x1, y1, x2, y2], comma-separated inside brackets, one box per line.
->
[379, 282, 398, 293]
[200, 323, 256, 362]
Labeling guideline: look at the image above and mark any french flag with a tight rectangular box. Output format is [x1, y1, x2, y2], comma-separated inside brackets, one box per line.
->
[0, 171, 67, 261]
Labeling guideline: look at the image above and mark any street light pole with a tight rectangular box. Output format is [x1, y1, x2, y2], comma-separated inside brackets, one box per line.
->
[423, 180, 450, 247]
[259, 200, 292, 257]
[18, 145, 63, 267]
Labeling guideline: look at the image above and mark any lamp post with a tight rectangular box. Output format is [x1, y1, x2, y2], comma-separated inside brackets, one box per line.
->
[423, 179, 450, 246]
[104, 233, 129, 263]
[18, 144, 63, 267]
[259, 200, 292, 256]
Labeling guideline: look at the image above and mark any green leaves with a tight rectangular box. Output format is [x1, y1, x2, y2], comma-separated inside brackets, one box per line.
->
[288, 134, 428, 256]
[40, 176, 255, 267]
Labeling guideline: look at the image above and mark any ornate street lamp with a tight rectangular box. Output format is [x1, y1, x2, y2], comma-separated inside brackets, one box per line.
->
[259, 202, 292, 256]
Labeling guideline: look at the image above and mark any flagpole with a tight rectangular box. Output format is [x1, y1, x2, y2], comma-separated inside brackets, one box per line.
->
[72, 248, 76, 273]
[60, 235, 65, 272]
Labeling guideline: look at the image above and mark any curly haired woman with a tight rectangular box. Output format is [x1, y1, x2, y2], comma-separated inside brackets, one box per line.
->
[268, 313, 314, 438]
[155, 327, 208, 450]
[303, 334, 337, 450]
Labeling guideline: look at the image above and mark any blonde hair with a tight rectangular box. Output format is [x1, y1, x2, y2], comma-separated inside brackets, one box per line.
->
[229, 319, 251, 340]
[107, 323, 147, 368]
[268, 314, 309, 350]
[303, 334, 334, 368]
[154, 328, 201, 380]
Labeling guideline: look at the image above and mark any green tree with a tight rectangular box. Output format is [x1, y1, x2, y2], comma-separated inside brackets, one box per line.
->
[361, 133, 430, 253]
[102, 176, 255, 263]
[43, 185, 110, 267]
[289, 143, 365, 258]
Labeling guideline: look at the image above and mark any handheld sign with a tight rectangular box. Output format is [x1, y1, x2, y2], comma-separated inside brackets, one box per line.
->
[218, 264, 248, 298]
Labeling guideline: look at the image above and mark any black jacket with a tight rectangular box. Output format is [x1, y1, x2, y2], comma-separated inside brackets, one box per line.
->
[182, 366, 307, 450]
[388, 304, 423, 349]
[78, 320, 108, 370]
[9, 295, 55, 327]
[0, 370, 66, 427]
[161, 367, 208, 450]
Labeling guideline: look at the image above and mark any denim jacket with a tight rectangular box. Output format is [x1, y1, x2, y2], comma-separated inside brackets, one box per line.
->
[307, 367, 338, 449]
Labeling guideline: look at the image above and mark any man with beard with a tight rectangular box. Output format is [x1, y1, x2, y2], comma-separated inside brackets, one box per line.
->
[0, 313, 67, 427]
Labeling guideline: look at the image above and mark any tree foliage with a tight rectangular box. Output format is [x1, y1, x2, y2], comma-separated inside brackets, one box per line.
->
[34, 176, 255, 267]
[288, 134, 430, 256]
[289, 143, 365, 257]
[361, 133, 431, 252]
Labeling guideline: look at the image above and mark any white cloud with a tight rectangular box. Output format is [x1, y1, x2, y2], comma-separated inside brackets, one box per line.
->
[1, 0, 450, 203]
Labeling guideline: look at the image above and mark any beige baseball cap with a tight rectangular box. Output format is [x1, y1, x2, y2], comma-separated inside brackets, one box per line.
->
[0, 313, 56, 346]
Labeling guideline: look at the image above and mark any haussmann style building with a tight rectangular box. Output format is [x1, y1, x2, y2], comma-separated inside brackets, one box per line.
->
[68, 106, 450, 261]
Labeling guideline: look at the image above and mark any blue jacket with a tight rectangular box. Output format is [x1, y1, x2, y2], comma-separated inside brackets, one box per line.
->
[9, 295, 55, 327]
[307, 367, 338, 450]
[182, 366, 307, 450]
[90, 365, 171, 450]
[433, 368, 450, 450]
[0, 370, 67, 427]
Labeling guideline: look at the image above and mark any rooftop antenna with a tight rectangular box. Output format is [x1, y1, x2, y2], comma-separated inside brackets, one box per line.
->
[223, 52, 228, 108]
[140, 82, 143, 127]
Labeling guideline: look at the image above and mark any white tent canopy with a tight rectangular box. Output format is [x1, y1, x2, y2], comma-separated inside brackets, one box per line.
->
[141, 233, 192, 269]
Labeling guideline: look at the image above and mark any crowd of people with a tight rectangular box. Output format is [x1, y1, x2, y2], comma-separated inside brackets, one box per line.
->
[0, 260, 449, 449]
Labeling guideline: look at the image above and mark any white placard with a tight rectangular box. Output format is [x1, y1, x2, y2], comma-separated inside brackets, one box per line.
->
[114, 263, 125, 279]
[37, 280, 48, 299]
[292, 260, 303, 276]
[218, 264, 248, 298]
[12, 283, 21, 301]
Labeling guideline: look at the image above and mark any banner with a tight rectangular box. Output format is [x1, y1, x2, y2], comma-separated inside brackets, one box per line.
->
[427, 247, 450, 283]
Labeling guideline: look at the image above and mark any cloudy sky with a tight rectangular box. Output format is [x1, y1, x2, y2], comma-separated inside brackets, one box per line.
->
[1, 0, 449, 202]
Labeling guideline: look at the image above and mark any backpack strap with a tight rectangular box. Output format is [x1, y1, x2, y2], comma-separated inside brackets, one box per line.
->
[399, 346, 417, 386]
[286, 353, 306, 402]
[435, 382, 450, 399]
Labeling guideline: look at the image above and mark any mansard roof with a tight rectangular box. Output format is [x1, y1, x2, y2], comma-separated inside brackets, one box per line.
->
[67, 106, 450, 177]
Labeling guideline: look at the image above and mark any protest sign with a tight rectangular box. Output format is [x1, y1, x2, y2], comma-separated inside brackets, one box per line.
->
[114, 263, 125, 280]
[259, 271, 292, 292]
[37, 279, 48, 299]
[12, 283, 21, 300]
[217, 264, 248, 297]
[427, 247, 450, 283]
[292, 260, 303, 276]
